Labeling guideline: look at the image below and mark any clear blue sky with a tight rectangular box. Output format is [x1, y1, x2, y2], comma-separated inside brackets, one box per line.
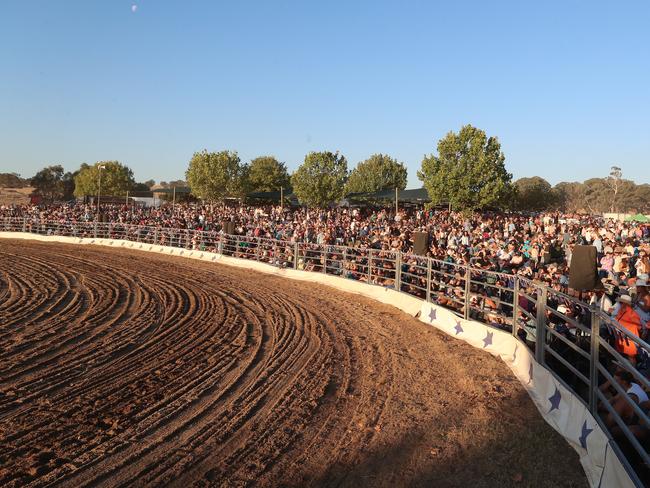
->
[1, 1, 648, 187]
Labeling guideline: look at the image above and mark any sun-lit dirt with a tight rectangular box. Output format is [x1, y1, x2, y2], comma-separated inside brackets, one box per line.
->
[0, 240, 586, 487]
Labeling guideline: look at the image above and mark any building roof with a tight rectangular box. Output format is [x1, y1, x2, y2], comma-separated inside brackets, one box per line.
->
[152, 187, 192, 194]
[346, 187, 431, 203]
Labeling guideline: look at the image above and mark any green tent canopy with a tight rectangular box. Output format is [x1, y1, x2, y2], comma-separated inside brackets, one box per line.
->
[625, 213, 650, 222]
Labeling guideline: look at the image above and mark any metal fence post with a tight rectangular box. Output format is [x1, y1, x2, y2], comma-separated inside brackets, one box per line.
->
[463, 265, 471, 320]
[589, 308, 600, 415]
[154, 227, 158, 244]
[535, 286, 548, 365]
[368, 249, 373, 284]
[22, 218, 26, 233]
[512, 276, 520, 337]
[294, 242, 299, 269]
[426, 258, 432, 302]
[256, 237, 262, 261]
[94, 221, 98, 239]
[322, 246, 327, 273]
[395, 252, 402, 291]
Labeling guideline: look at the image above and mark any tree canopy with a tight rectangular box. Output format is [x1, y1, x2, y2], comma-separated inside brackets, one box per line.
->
[31, 165, 66, 201]
[247, 156, 290, 193]
[345, 154, 407, 195]
[552, 174, 647, 214]
[582, 177, 637, 214]
[132, 182, 152, 192]
[514, 176, 555, 211]
[73, 162, 135, 197]
[158, 180, 187, 189]
[291, 151, 348, 207]
[185, 150, 248, 200]
[418, 125, 512, 212]
[554, 182, 584, 213]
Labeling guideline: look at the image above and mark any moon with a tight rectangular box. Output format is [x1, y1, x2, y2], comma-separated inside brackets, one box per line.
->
[131, 4, 138, 13]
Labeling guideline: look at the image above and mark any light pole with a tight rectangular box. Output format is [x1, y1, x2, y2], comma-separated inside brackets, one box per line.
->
[395, 187, 399, 215]
[96, 165, 106, 219]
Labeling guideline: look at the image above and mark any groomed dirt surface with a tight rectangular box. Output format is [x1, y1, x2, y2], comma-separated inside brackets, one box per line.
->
[0, 240, 586, 488]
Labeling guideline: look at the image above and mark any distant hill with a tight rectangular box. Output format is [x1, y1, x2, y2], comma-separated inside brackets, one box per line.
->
[0, 173, 28, 188]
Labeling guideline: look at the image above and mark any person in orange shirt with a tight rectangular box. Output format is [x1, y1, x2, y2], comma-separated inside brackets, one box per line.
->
[614, 295, 643, 365]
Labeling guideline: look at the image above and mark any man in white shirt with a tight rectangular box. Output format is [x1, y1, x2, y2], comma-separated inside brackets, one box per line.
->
[601, 370, 649, 430]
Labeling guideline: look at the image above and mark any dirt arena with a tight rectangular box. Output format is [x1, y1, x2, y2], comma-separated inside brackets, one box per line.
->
[0, 240, 586, 487]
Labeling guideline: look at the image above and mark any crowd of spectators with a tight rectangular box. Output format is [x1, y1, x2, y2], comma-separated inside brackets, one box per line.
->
[2, 200, 647, 294]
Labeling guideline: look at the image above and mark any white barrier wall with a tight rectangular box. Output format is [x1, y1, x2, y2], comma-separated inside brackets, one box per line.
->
[0, 232, 634, 487]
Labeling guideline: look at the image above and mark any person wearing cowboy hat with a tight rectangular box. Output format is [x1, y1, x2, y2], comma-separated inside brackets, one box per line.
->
[613, 294, 643, 366]
[591, 282, 616, 315]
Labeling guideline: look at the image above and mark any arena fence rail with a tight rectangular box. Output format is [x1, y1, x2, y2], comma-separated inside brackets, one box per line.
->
[1, 216, 648, 486]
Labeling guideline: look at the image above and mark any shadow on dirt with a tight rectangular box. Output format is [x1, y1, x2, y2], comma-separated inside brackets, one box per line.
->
[287, 390, 587, 488]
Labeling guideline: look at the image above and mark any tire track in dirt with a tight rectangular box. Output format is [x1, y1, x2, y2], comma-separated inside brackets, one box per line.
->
[0, 240, 586, 488]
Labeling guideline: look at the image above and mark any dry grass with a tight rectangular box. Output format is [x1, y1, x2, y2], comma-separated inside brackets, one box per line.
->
[0, 187, 33, 206]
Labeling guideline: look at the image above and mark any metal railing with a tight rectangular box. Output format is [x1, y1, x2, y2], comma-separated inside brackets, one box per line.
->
[2, 217, 649, 486]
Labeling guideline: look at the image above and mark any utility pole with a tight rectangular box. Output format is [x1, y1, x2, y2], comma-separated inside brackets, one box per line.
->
[172, 186, 176, 212]
[96, 165, 106, 219]
[395, 187, 398, 214]
[280, 186, 284, 211]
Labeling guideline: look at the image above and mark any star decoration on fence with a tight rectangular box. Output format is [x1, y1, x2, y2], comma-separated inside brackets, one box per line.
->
[428, 308, 437, 322]
[453, 320, 463, 335]
[579, 420, 593, 450]
[549, 387, 562, 412]
[482, 331, 493, 348]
